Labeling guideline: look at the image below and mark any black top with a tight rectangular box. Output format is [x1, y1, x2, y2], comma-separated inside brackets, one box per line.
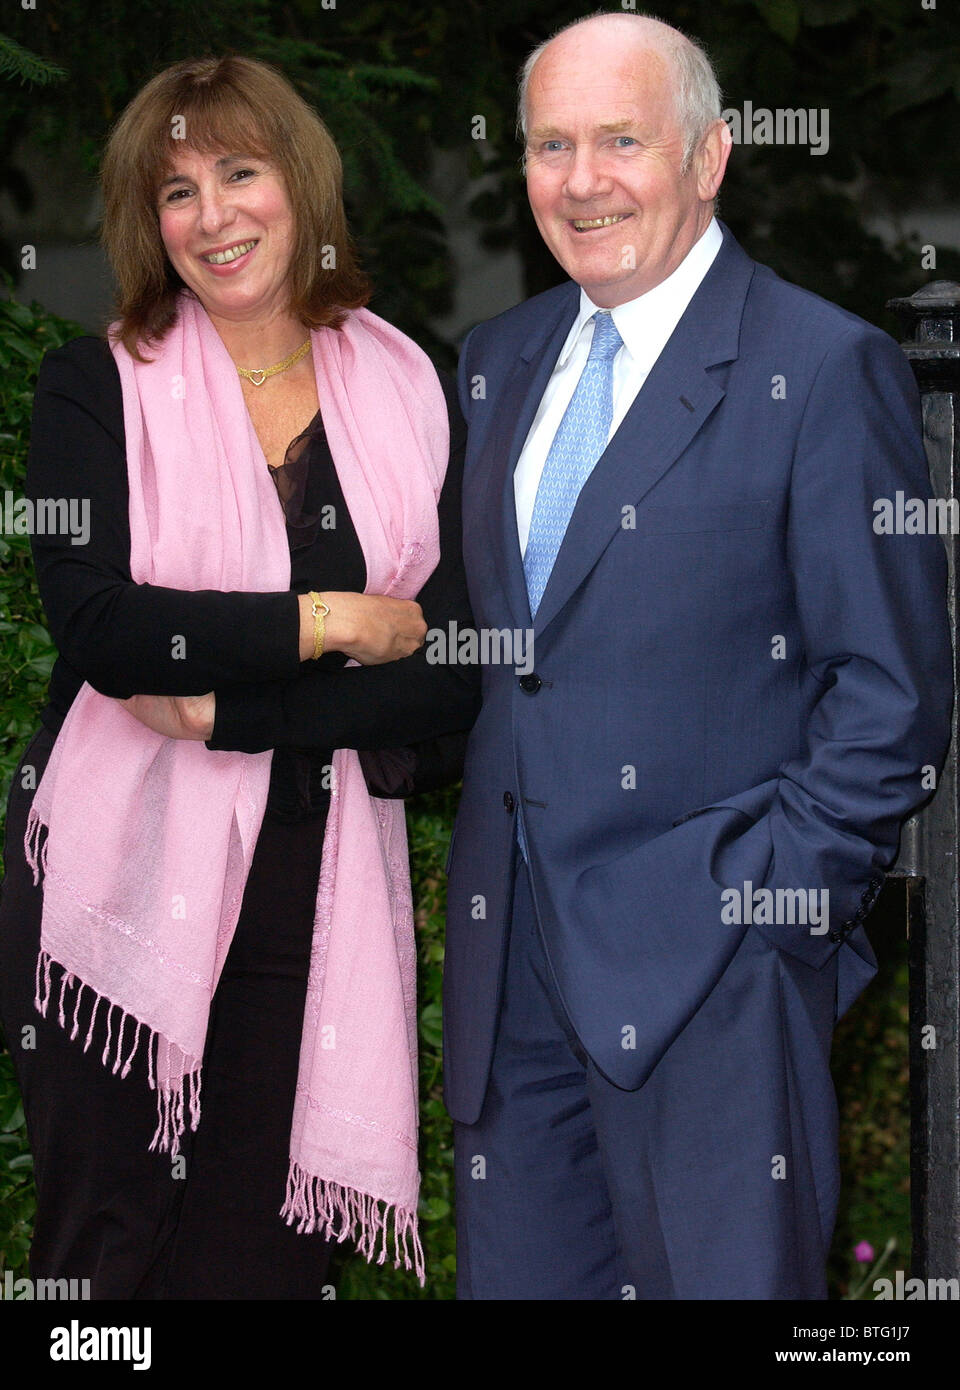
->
[24, 335, 480, 821]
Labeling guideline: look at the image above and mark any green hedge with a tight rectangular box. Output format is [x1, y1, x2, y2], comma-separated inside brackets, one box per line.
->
[0, 277, 79, 1279]
[0, 283, 913, 1300]
[0, 276, 68, 795]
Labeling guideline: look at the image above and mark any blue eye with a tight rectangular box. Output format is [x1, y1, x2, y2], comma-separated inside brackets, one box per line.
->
[614, 136, 637, 147]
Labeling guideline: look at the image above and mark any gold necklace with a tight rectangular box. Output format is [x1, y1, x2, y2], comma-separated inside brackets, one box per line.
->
[237, 338, 311, 387]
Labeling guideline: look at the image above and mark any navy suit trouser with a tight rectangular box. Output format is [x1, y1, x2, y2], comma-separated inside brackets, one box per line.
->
[453, 853, 841, 1300]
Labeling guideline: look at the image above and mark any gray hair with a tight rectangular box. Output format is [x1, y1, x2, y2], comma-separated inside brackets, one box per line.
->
[517, 11, 723, 173]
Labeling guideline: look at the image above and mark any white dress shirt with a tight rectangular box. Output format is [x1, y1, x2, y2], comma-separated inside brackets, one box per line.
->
[514, 217, 724, 556]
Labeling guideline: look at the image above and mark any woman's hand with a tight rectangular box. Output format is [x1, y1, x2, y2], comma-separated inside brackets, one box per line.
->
[298, 591, 427, 665]
[118, 692, 216, 741]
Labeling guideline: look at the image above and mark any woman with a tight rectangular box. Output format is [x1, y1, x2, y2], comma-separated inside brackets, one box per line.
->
[0, 55, 479, 1299]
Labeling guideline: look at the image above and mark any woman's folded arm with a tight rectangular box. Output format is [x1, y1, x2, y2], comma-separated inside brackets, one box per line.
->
[25, 337, 302, 698]
[206, 654, 480, 753]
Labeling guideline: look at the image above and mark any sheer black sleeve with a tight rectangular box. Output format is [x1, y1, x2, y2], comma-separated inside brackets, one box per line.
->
[206, 371, 481, 755]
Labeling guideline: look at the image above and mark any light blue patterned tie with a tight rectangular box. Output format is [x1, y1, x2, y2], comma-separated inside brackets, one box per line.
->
[523, 310, 623, 617]
[516, 310, 622, 861]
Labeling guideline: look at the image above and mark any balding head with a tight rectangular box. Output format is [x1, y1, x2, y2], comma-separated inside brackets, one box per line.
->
[518, 12, 722, 173]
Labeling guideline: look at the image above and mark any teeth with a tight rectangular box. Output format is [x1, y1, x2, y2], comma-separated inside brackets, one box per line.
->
[203, 240, 257, 265]
[573, 215, 627, 230]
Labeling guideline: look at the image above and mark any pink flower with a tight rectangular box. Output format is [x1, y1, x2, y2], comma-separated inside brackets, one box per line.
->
[854, 1241, 874, 1264]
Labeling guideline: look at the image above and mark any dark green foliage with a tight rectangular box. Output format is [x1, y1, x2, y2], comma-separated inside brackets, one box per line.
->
[0, 275, 79, 838]
[0, 33, 66, 86]
[829, 889, 914, 1298]
[0, 1050, 34, 1278]
[0, 279, 82, 1280]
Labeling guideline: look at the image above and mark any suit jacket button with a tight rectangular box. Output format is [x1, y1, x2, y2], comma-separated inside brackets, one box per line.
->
[828, 928, 844, 944]
[519, 674, 542, 694]
[503, 791, 515, 813]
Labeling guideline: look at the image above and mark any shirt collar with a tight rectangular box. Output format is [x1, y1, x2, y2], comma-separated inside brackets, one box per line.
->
[556, 217, 723, 369]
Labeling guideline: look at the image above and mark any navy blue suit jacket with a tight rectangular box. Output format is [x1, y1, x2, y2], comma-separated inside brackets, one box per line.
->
[443, 222, 953, 1125]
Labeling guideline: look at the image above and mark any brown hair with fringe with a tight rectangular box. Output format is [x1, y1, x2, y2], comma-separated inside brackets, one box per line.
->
[100, 54, 371, 360]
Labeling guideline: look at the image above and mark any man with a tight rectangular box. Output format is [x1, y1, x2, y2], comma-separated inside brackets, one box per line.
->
[444, 12, 953, 1300]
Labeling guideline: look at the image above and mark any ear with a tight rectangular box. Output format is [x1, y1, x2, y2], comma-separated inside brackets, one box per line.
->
[694, 118, 732, 202]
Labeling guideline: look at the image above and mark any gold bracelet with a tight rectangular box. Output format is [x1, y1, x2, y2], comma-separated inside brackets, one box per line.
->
[308, 591, 330, 661]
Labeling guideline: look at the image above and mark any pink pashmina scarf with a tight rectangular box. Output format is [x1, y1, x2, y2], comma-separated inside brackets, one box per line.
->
[24, 289, 449, 1282]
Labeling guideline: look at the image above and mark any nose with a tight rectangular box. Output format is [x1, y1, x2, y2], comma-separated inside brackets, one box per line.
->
[563, 147, 613, 202]
[195, 182, 237, 237]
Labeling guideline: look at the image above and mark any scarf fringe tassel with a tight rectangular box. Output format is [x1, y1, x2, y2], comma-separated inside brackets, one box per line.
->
[25, 801, 49, 885]
[27, 807, 424, 1285]
[32, 950, 425, 1285]
[33, 947, 201, 1160]
[282, 1160, 425, 1286]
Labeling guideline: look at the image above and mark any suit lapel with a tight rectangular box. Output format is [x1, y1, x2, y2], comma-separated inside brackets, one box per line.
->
[532, 226, 756, 639]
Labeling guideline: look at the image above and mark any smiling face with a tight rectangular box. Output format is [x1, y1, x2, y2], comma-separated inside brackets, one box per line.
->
[523, 25, 729, 306]
[156, 148, 297, 323]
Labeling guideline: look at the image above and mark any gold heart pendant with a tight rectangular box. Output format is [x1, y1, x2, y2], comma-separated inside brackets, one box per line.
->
[249, 370, 267, 387]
